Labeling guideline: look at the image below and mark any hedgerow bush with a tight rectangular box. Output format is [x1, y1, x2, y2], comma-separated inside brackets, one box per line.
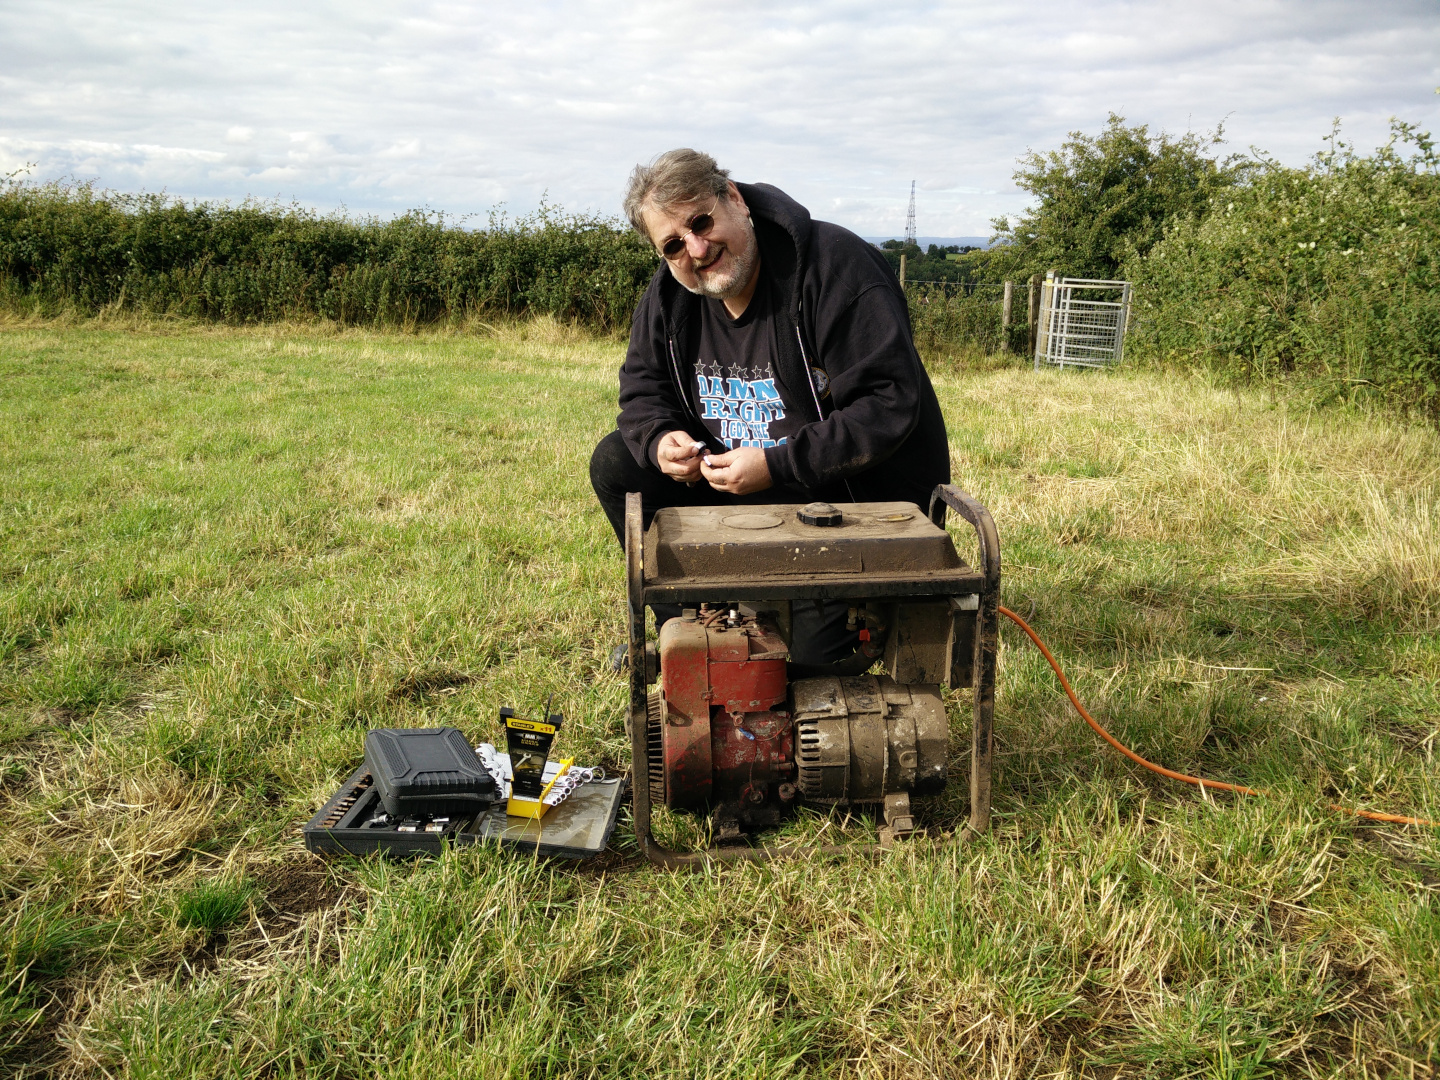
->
[906, 284, 1022, 354]
[1125, 122, 1440, 418]
[0, 181, 658, 331]
[5, 120, 1438, 424]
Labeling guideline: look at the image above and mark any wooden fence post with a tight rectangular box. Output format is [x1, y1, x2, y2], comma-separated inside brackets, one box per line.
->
[899, 253, 906, 289]
[1001, 280, 1013, 352]
[1034, 271, 1057, 371]
[1028, 274, 1041, 356]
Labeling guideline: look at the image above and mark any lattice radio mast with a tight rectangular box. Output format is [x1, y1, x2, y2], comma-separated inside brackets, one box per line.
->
[904, 180, 917, 247]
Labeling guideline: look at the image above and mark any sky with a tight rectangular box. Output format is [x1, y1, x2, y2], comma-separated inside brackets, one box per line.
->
[2, 1, 1438, 238]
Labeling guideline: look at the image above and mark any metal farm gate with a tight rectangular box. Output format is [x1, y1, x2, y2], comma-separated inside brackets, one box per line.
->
[1033, 274, 1132, 370]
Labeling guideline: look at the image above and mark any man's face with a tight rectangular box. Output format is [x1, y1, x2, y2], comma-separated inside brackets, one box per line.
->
[642, 182, 758, 300]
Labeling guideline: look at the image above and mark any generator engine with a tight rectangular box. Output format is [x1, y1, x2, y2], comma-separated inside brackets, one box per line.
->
[647, 605, 949, 837]
[626, 492, 1000, 858]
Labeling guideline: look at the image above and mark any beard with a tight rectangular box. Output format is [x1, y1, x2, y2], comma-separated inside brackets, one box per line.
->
[684, 222, 759, 301]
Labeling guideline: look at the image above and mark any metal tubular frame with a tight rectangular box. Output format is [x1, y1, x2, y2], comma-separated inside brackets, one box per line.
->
[624, 485, 1001, 867]
[927, 485, 999, 835]
[1033, 276, 1132, 370]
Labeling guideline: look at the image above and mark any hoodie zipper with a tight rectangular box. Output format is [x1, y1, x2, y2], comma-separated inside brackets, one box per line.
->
[667, 336, 702, 427]
[794, 305, 857, 502]
[794, 324, 826, 421]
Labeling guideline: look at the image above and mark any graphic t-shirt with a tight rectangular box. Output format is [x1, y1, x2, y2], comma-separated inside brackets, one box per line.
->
[694, 275, 802, 450]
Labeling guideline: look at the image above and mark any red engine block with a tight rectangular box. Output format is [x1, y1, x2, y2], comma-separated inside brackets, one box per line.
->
[653, 611, 793, 819]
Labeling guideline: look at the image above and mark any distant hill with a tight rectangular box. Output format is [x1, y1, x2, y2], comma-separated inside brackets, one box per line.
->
[862, 236, 993, 250]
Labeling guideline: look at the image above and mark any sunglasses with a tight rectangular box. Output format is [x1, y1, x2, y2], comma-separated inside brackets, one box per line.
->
[658, 198, 719, 258]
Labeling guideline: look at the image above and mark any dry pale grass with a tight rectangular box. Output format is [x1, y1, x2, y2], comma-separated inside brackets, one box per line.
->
[938, 366, 1440, 624]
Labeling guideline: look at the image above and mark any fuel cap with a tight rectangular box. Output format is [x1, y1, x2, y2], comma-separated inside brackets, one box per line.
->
[797, 501, 843, 526]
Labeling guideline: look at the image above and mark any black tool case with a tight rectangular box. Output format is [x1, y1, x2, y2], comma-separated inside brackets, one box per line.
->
[364, 727, 498, 817]
[303, 766, 628, 860]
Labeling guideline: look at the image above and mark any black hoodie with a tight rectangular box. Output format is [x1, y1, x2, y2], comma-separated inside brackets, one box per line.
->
[616, 182, 950, 509]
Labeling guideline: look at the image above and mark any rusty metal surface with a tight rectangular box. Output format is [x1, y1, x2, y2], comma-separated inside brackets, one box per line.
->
[883, 792, 915, 835]
[949, 597, 977, 689]
[657, 613, 792, 813]
[643, 502, 976, 605]
[884, 601, 954, 684]
[625, 494, 663, 864]
[645, 689, 666, 805]
[643, 570, 985, 605]
[706, 619, 792, 815]
[709, 706, 794, 814]
[655, 619, 714, 810]
[929, 485, 1000, 838]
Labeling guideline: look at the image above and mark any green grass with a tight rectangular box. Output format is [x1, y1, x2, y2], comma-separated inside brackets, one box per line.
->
[172, 878, 255, 936]
[1, 318, 1437, 1078]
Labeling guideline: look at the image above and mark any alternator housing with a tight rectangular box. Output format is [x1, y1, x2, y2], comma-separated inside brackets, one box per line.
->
[792, 675, 947, 802]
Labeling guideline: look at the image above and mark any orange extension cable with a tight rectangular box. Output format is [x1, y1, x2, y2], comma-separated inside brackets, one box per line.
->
[997, 605, 1440, 829]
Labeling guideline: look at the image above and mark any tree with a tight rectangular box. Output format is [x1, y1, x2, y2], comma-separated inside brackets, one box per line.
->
[992, 114, 1242, 280]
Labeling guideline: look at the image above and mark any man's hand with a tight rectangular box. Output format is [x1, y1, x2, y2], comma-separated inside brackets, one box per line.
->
[656, 430, 704, 482]
[701, 446, 772, 495]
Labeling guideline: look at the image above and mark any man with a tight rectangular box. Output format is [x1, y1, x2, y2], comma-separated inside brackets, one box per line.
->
[590, 149, 950, 663]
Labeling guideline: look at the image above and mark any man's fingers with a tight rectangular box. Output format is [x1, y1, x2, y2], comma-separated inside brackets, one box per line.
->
[701, 457, 742, 492]
[699, 446, 771, 496]
[658, 432, 709, 480]
[659, 431, 703, 459]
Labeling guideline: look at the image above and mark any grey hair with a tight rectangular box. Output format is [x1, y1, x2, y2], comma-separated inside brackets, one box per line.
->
[623, 149, 731, 236]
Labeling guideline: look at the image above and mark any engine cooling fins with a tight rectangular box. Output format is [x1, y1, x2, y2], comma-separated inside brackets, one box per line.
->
[645, 688, 666, 807]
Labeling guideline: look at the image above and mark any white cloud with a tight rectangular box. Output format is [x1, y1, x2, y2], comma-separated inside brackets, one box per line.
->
[132, 144, 226, 162]
[1, 0, 1437, 236]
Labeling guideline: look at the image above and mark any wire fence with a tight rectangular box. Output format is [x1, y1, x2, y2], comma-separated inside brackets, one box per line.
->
[903, 274, 1134, 363]
[903, 280, 1025, 354]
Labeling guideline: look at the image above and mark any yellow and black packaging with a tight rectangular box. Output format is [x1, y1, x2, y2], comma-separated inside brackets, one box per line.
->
[501, 704, 562, 800]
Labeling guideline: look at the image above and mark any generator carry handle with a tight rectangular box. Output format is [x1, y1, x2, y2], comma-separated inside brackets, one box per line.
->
[623, 487, 1000, 867]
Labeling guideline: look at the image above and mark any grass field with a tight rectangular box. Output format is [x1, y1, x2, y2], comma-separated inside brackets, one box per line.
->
[2, 320, 1438, 1078]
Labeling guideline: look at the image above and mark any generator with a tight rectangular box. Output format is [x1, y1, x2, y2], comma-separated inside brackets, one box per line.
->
[623, 485, 999, 865]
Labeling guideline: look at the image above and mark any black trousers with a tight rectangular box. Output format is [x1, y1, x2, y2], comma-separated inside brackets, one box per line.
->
[589, 429, 857, 665]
